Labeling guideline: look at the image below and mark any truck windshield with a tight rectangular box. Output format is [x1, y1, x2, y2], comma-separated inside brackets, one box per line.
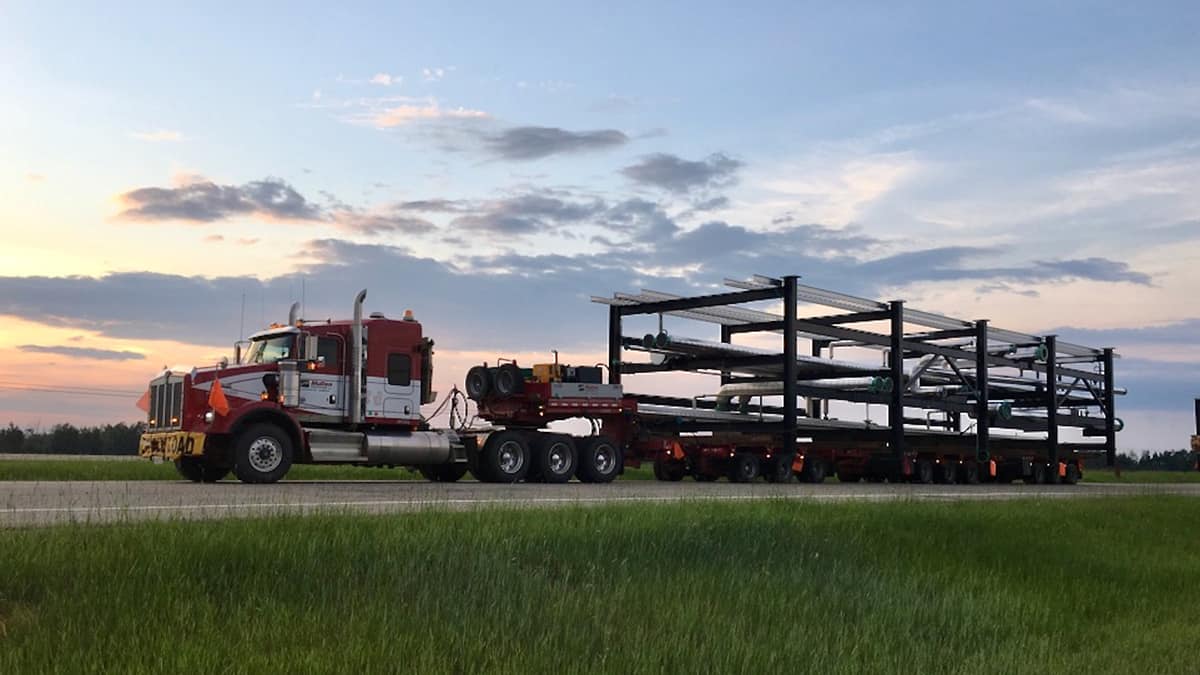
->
[244, 335, 294, 364]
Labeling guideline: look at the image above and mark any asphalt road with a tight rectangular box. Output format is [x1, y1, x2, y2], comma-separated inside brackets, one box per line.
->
[2, 479, 1199, 527]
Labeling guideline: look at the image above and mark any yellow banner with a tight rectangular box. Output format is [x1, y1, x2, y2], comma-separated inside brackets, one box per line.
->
[139, 431, 207, 460]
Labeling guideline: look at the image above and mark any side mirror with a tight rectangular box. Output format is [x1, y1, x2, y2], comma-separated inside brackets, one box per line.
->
[304, 334, 319, 360]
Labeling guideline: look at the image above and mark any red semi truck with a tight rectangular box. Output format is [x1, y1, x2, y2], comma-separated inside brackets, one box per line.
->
[139, 278, 1121, 485]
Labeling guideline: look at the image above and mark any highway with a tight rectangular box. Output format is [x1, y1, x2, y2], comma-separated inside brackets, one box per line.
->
[2, 479, 1198, 527]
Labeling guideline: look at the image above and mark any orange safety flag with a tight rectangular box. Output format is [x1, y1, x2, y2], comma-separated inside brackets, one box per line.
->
[135, 389, 150, 413]
[670, 442, 685, 460]
[208, 378, 231, 417]
[791, 455, 805, 473]
[988, 459, 997, 477]
[1058, 462, 1067, 478]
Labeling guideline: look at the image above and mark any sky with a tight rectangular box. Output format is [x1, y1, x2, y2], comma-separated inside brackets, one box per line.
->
[1, 1, 1198, 450]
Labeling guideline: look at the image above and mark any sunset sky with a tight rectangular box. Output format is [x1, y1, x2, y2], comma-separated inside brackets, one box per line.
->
[1, 2, 1198, 449]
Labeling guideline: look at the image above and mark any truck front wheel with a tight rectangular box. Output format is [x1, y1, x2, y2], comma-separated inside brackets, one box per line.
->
[232, 424, 293, 484]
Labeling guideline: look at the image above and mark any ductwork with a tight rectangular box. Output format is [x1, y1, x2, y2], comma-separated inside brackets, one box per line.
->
[288, 302, 301, 325]
[350, 289, 367, 425]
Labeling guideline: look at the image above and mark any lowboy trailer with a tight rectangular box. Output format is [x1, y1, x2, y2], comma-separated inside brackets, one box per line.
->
[139, 275, 1122, 485]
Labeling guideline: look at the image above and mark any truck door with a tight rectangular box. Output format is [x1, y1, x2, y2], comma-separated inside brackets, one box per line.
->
[299, 335, 346, 418]
[381, 352, 420, 420]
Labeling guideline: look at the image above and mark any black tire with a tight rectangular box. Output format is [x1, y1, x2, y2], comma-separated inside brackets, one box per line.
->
[464, 366, 491, 400]
[418, 463, 469, 482]
[913, 459, 935, 484]
[728, 453, 760, 483]
[493, 364, 524, 398]
[653, 457, 686, 482]
[232, 423, 293, 484]
[480, 430, 531, 483]
[1063, 463, 1081, 485]
[764, 457, 793, 483]
[837, 470, 861, 483]
[801, 458, 827, 483]
[937, 461, 958, 485]
[961, 461, 981, 485]
[533, 434, 577, 484]
[577, 436, 621, 483]
[1044, 463, 1061, 485]
[175, 457, 205, 482]
[1025, 462, 1047, 485]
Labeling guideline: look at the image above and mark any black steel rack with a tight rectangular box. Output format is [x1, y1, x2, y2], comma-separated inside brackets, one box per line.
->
[593, 275, 1120, 467]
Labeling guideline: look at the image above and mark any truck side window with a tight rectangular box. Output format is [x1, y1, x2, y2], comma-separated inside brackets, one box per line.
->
[387, 353, 411, 386]
[317, 337, 341, 370]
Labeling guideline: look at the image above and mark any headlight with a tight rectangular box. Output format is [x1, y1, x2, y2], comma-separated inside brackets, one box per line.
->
[204, 411, 215, 424]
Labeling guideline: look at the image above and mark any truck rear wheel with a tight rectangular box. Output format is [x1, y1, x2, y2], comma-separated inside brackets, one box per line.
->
[913, 459, 935, 484]
[577, 437, 621, 483]
[232, 424, 293, 484]
[937, 461, 958, 484]
[418, 463, 469, 482]
[533, 434, 577, 484]
[1063, 463, 1081, 485]
[480, 430, 530, 483]
[174, 457, 229, 483]
[961, 461, 981, 484]
[764, 457, 793, 483]
[1025, 462, 1047, 485]
[801, 458, 826, 483]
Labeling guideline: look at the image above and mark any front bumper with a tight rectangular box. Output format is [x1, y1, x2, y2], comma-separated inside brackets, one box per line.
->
[139, 431, 207, 460]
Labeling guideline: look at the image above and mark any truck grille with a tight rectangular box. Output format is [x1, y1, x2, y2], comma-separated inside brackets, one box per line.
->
[148, 377, 184, 430]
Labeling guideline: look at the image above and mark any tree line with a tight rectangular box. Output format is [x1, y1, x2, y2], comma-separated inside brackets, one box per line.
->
[1, 422, 145, 455]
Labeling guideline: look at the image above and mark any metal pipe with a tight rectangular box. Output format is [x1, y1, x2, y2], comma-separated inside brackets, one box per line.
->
[350, 289, 367, 426]
[288, 302, 300, 326]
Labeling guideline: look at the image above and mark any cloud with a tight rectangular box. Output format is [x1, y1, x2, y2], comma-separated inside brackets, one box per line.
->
[370, 73, 401, 86]
[422, 67, 452, 81]
[130, 130, 185, 142]
[621, 153, 743, 193]
[18, 344, 145, 361]
[331, 209, 437, 235]
[450, 193, 606, 235]
[116, 178, 324, 223]
[371, 100, 488, 127]
[204, 234, 224, 243]
[483, 126, 629, 160]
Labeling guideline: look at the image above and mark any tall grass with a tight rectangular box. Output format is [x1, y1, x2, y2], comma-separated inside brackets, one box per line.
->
[1, 497, 1197, 673]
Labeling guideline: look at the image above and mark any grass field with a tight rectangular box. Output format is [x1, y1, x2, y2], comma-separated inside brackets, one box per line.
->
[1, 497, 1198, 674]
[1082, 469, 1200, 483]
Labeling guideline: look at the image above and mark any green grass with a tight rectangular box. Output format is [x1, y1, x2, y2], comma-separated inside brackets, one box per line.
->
[1, 497, 1198, 674]
[1083, 468, 1200, 483]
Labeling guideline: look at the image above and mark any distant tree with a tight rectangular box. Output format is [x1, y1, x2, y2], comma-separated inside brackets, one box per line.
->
[49, 423, 82, 453]
[0, 423, 24, 453]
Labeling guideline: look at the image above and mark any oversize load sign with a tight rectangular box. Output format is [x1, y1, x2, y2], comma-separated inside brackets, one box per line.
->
[139, 431, 207, 460]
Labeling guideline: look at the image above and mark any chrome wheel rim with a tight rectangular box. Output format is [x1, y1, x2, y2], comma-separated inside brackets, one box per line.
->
[593, 445, 615, 474]
[548, 443, 571, 474]
[497, 440, 525, 474]
[248, 436, 283, 473]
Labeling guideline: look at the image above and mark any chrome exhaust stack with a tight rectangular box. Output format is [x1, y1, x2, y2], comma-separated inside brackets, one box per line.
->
[350, 289, 367, 425]
[288, 301, 301, 325]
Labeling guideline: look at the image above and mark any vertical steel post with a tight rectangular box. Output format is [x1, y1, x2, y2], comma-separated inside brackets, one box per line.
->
[975, 319, 989, 461]
[720, 324, 733, 386]
[608, 305, 622, 386]
[783, 276, 799, 460]
[807, 339, 827, 418]
[1045, 335, 1059, 471]
[1104, 347, 1116, 467]
[889, 300, 905, 460]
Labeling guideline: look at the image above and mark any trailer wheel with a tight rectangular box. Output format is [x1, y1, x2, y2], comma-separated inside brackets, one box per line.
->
[1063, 463, 1081, 485]
[653, 457, 686, 481]
[493, 364, 524, 398]
[533, 435, 577, 484]
[937, 461, 958, 484]
[728, 453, 760, 483]
[1025, 462, 1047, 485]
[961, 461, 981, 485]
[913, 459, 935, 484]
[464, 366, 491, 400]
[480, 431, 531, 483]
[418, 463, 469, 482]
[764, 458, 793, 483]
[801, 458, 826, 483]
[232, 424, 293, 484]
[577, 437, 621, 483]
